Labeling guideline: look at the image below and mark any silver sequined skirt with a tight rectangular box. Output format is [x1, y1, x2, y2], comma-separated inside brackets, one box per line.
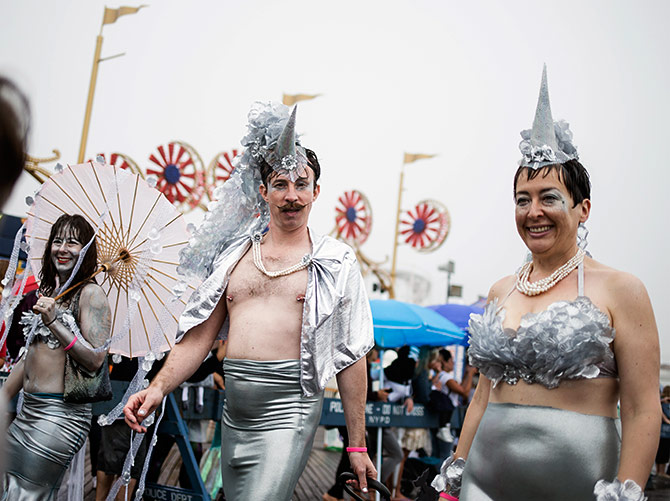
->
[3, 392, 92, 500]
[221, 358, 324, 501]
[461, 402, 620, 500]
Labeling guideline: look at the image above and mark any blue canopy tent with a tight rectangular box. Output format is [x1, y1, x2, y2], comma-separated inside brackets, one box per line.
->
[368, 299, 467, 494]
[426, 303, 484, 334]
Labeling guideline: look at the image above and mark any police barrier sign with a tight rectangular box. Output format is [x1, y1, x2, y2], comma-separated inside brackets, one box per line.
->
[320, 398, 439, 428]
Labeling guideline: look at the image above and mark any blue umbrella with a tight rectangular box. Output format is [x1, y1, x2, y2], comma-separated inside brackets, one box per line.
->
[428, 303, 484, 334]
[370, 299, 467, 348]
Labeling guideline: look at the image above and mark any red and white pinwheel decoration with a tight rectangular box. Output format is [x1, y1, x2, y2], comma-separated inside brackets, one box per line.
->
[400, 199, 450, 252]
[147, 141, 206, 212]
[89, 153, 144, 178]
[207, 149, 239, 200]
[335, 190, 373, 245]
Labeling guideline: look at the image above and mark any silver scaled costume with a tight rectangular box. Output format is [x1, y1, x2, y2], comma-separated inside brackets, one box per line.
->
[461, 264, 621, 500]
[3, 392, 92, 500]
[177, 229, 374, 500]
[220, 359, 323, 501]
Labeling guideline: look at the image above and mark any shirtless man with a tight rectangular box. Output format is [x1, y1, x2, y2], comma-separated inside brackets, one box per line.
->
[124, 103, 376, 500]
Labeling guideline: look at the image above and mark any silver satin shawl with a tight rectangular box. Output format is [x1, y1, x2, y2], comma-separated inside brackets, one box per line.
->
[177, 228, 374, 397]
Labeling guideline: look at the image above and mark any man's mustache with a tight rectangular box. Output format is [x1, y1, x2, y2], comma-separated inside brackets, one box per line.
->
[279, 203, 306, 212]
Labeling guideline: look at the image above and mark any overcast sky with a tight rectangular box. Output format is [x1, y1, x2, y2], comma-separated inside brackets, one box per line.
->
[2, 0, 669, 362]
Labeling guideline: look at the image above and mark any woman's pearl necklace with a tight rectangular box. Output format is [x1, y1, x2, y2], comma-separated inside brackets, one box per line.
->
[252, 238, 311, 278]
[516, 248, 585, 296]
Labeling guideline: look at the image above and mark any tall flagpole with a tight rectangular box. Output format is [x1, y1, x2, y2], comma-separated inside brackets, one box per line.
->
[389, 163, 405, 298]
[389, 153, 437, 298]
[77, 6, 145, 163]
[77, 28, 104, 163]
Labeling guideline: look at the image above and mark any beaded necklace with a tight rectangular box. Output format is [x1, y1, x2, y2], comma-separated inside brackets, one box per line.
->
[516, 248, 585, 296]
[252, 238, 311, 278]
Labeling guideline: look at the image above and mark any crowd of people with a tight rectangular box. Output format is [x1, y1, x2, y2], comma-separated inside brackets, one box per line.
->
[0, 65, 665, 501]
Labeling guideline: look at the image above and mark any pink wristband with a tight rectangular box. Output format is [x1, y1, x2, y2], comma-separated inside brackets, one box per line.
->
[346, 447, 367, 453]
[63, 338, 77, 352]
[439, 493, 458, 500]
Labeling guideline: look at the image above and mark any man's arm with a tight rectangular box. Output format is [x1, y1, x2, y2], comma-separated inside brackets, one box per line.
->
[336, 357, 377, 493]
[124, 296, 227, 432]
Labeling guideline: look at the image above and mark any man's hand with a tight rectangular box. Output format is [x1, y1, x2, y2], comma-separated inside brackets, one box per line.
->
[403, 396, 414, 413]
[123, 386, 164, 433]
[348, 451, 377, 494]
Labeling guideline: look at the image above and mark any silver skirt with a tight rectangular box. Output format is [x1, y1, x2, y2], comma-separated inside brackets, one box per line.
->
[3, 392, 92, 500]
[461, 402, 620, 500]
[221, 359, 324, 501]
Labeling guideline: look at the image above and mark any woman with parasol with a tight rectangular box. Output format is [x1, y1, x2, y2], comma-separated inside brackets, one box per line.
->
[2, 214, 112, 499]
[433, 67, 661, 500]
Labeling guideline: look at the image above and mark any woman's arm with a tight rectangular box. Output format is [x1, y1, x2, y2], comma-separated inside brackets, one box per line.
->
[453, 375, 491, 459]
[1, 358, 24, 399]
[446, 367, 476, 399]
[33, 284, 111, 372]
[610, 272, 660, 486]
[68, 284, 111, 371]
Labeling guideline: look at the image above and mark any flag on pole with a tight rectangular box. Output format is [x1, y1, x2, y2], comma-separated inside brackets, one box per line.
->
[282, 93, 321, 106]
[403, 153, 437, 164]
[102, 5, 146, 25]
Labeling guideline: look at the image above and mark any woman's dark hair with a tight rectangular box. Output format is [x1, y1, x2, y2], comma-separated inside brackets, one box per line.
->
[0, 77, 30, 208]
[259, 147, 321, 186]
[40, 214, 98, 298]
[438, 348, 452, 363]
[513, 159, 591, 207]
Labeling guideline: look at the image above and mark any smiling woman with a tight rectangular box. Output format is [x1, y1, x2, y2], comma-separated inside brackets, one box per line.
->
[1, 213, 112, 499]
[432, 67, 661, 501]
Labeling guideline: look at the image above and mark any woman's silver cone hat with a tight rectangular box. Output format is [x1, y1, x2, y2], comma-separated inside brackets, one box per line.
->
[519, 65, 578, 169]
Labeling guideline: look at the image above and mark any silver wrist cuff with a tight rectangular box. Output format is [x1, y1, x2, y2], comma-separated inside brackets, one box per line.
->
[431, 453, 466, 496]
[594, 478, 646, 501]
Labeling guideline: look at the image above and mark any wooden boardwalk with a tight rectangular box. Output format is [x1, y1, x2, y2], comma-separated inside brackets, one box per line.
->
[84, 426, 342, 500]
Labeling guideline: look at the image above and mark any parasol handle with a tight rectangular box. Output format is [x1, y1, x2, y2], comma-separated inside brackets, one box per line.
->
[53, 263, 110, 301]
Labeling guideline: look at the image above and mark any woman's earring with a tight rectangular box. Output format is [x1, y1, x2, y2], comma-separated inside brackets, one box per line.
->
[577, 222, 591, 256]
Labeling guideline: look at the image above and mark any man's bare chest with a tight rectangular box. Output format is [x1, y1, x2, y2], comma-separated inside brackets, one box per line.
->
[226, 251, 309, 302]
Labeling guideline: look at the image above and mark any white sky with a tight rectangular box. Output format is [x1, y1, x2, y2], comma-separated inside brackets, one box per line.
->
[1, 0, 669, 362]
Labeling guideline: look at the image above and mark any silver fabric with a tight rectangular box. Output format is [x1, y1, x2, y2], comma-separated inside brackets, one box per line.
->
[468, 295, 616, 389]
[220, 358, 324, 501]
[3, 392, 91, 500]
[177, 228, 374, 397]
[518, 65, 578, 169]
[431, 453, 466, 496]
[461, 402, 620, 500]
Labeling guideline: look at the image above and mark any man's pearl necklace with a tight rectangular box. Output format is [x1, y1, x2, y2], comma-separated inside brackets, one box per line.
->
[516, 248, 585, 296]
[252, 238, 311, 278]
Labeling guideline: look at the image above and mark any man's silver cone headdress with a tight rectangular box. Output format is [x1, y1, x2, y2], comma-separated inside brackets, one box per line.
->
[519, 65, 579, 169]
[178, 101, 310, 279]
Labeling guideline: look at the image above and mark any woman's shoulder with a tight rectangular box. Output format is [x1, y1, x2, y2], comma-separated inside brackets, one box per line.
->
[585, 258, 648, 298]
[489, 274, 516, 302]
[79, 282, 110, 307]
